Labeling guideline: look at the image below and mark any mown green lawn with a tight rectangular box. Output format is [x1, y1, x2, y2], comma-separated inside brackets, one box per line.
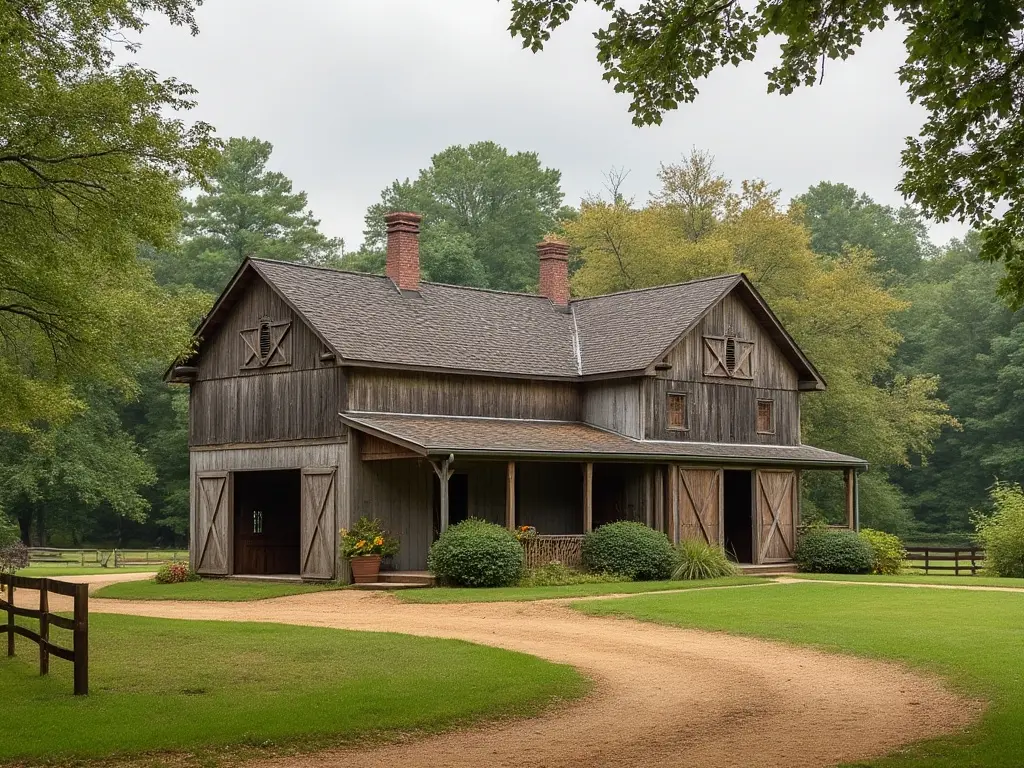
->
[16, 566, 158, 578]
[1, 614, 587, 764]
[397, 576, 763, 603]
[575, 582, 1024, 767]
[790, 573, 1024, 589]
[94, 578, 342, 601]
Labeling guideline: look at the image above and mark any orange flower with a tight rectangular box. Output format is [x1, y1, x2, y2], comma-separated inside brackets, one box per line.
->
[356, 539, 366, 548]
[373, 536, 384, 546]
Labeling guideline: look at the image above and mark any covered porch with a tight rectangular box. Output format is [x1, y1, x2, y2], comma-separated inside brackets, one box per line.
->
[341, 413, 867, 572]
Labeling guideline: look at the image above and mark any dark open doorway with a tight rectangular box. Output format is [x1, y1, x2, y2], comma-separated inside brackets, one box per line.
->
[723, 470, 754, 564]
[233, 469, 301, 575]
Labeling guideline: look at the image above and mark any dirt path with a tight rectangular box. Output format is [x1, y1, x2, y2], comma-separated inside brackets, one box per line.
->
[90, 588, 978, 768]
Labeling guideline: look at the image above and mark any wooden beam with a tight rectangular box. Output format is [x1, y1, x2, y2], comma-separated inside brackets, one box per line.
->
[654, 467, 664, 534]
[669, 464, 679, 544]
[431, 456, 455, 534]
[583, 462, 593, 533]
[506, 461, 516, 531]
[644, 466, 654, 527]
[844, 467, 855, 530]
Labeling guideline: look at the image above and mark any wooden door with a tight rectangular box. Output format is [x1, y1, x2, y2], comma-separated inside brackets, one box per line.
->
[301, 468, 336, 580]
[755, 470, 797, 563]
[677, 468, 723, 546]
[196, 472, 231, 575]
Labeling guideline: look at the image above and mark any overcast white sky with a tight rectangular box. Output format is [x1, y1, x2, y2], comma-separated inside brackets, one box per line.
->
[134, 0, 969, 251]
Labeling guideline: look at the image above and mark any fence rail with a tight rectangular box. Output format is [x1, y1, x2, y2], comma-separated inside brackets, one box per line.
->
[522, 535, 585, 569]
[27, 548, 187, 569]
[904, 546, 985, 576]
[1, 574, 88, 695]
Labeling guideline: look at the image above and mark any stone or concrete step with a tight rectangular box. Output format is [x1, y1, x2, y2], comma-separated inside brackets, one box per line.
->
[378, 571, 436, 586]
[350, 581, 430, 591]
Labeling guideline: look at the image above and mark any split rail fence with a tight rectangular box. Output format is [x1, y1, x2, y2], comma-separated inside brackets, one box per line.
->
[1, 574, 89, 695]
[904, 546, 985, 576]
[27, 548, 187, 569]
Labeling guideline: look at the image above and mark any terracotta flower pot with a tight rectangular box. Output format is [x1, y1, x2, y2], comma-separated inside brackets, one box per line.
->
[349, 555, 383, 584]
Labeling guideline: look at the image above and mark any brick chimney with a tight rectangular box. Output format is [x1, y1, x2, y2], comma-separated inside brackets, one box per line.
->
[537, 239, 570, 306]
[385, 211, 423, 292]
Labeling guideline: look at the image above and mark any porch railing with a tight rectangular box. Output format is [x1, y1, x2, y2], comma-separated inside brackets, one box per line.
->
[521, 535, 584, 569]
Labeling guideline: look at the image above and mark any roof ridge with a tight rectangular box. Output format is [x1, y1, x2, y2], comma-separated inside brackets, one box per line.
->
[250, 257, 395, 281]
[420, 280, 550, 300]
[570, 273, 742, 303]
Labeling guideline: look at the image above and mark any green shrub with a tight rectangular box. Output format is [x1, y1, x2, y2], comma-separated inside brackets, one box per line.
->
[672, 539, 741, 580]
[155, 562, 199, 584]
[581, 521, 675, 581]
[428, 519, 524, 587]
[973, 483, 1024, 578]
[859, 528, 906, 574]
[795, 528, 873, 574]
[518, 562, 622, 587]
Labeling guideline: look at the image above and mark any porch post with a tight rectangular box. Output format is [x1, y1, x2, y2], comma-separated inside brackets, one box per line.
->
[668, 464, 679, 544]
[844, 467, 855, 530]
[506, 461, 516, 531]
[432, 455, 454, 534]
[583, 462, 593, 533]
[654, 466, 665, 534]
[644, 466, 654, 527]
[854, 470, 861, 532]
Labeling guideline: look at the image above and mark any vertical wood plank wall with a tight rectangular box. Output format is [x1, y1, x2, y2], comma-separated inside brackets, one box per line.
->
[582, 380, 643, 438]
[189, 274, 346, 447]
[347, 369, 580, 420]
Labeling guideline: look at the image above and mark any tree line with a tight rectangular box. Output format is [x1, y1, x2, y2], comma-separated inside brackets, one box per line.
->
[2, 1, 1021, 548]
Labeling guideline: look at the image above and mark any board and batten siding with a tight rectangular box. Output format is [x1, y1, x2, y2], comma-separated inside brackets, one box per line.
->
[645, 379, 800, 445]
[657, 292, 800, 390]
[582, 379, 643, 438]
[194, 274, 332, 381]
[346, 369, 579, 420]
[189, 367, 346, 446]
[189, 440, 350, 579]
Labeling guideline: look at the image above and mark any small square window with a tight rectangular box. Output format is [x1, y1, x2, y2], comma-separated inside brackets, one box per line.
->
[757, 400, 774, 434]
[667, 393, 688, 431]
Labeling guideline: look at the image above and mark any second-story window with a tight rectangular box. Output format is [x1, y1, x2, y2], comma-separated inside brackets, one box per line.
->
[757, 399, 775, 434]
[667, 392, 688, 431]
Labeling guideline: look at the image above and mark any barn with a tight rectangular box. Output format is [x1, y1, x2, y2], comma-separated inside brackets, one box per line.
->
[169, 211, 866, 581]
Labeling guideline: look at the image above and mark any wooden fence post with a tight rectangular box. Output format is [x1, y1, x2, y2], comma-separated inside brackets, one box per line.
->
[39, 580, 49, 676]
[6, 580, 13, 657]
[73, 583, 88, 696]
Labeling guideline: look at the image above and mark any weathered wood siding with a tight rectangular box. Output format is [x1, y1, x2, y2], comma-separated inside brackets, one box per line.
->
[645, 380, 800, 444]
[347, 369, 579, 420]
[348, 433, 434, 570]
[460, 461, 507, 526]
[582, 380, 643, 438]
[189, 274, 346, 446]
[656, 292, 800, 390]
[190, 368, 346, 446]
[189, 440, 349, 580]
[195, 275, 330, 381]
[516, 462, 584, 534]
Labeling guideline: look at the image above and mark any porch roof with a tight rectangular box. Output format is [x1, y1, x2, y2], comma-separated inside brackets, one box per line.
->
[339, 412, 868, 469]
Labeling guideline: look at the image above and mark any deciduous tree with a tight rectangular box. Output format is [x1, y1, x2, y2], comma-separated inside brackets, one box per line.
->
[506, 0, 1024, 306]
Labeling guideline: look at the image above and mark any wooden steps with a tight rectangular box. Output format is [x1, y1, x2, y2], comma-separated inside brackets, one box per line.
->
[349, 571, 436, 591]
[738, 562, 798, 576]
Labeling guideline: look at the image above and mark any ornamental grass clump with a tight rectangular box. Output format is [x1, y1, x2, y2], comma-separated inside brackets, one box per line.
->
[858, 528, 907, 575]
[672, 539, 740, 580]
[795, 528, 873, 574]
[428, 519, 524, 587]
[581, 521, 675, 581]
[973, 482, 1024, 578]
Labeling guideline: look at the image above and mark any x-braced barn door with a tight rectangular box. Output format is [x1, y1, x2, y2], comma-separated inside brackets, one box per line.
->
[677, 468, 723, 546]
[755, 470, 797, 563]
[196, 472, 231, 575]
[301, 468, 336, 580]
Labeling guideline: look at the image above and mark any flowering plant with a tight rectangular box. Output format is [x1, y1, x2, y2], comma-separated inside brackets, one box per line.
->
[155, 561, 199, 584]
[514, 525, 537, 542]
[340, 517, 399, 558]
